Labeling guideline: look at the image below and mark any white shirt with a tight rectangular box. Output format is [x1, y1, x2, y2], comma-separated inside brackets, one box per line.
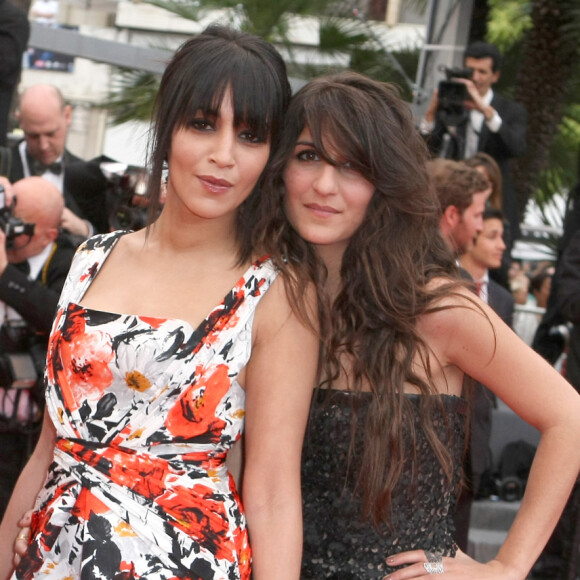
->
[464, 89, 502, 158]
[18, 141, 64, 193]
[419, 88, 503, 159]
[474, 272, 490, 304]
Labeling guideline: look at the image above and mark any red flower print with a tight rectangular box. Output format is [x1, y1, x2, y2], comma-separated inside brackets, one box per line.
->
[165, 364, 230, 441]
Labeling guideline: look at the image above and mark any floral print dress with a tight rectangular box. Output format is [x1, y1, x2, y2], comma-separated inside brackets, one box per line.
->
[14, 231, 279, 580]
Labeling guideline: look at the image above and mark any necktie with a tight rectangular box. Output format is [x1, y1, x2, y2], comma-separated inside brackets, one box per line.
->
[475, 279, 486, 299]
[30, 159, 62, 176]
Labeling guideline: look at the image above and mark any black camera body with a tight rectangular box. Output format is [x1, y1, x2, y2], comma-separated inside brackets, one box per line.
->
[0, 319, 46, 433]
[104, 165, 149, 232]
[436, 65, 474, 127]
[0, 185, 35, 249]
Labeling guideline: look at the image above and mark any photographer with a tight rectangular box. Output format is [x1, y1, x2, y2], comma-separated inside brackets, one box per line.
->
[421, 41, 527, 246]
[3, 85, 111, 238]
[0, 176, 76, 519]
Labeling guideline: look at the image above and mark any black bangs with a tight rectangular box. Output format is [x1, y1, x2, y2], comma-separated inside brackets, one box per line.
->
[171, 47, 284, 144]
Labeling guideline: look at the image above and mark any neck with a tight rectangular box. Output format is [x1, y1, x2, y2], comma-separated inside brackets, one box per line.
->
[314, 242, 346, 300]
[459, 254, 487, 280]
[147, 205, 241, 262]
[440, 224, 459, 257]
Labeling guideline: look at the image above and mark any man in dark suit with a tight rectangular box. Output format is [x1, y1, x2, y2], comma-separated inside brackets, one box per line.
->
[457, 207, 515, 550]
[0, 0, 29, 147]
[0, 176, 77, 518]
[428, 158, 502, 550]
[422, 42, 527, 245]
[3, 84, 110, 237]
[461, 207, 515, 326]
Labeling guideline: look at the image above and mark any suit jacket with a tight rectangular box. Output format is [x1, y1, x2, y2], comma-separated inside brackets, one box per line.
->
[470, 277, 514, 479]
[7, 143, 111, 234]
[488, 278, 515, 328]
[429, 93, 527, 242]
[555, 230, 580, 391]
[0, 234, 77, 334]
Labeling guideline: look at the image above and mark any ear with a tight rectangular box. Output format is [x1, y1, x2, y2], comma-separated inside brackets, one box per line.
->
[44, 227, 59, 244]
[492, 70, 500, 84]
[63, 104, 72, 127]
[442, 205, 460, 229]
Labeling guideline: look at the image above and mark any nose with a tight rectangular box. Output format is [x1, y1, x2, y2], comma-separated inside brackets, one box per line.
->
[38, 135, 50, 151]
[209, 129, 235, 168]
[312, 163, 338, 196]
[499, 237, 506, 251]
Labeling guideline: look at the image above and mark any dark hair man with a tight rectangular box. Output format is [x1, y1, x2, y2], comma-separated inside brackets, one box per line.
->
[461, 206, 515, 323]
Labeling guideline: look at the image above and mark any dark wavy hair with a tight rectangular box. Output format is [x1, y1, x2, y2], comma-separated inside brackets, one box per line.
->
[145, 24, 291, 264]
[257, 71, 466, 525]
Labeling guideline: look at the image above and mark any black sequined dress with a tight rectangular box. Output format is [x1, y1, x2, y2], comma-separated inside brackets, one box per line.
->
[301, 389, 468, 579]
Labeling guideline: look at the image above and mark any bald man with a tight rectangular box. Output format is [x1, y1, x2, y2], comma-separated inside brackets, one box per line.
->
[3, 84, 110, 237]
[0, 177, 77, 518]
[0, 176, 76, 332]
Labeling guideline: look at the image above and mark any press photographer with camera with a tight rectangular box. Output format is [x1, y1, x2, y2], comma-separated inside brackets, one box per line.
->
[421, 41, 527, 246]
[1, 85, 111, 239]
[0, 176, 76, 519]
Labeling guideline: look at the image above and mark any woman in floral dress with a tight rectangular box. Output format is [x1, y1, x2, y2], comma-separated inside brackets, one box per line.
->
[0, 25, 318, 580]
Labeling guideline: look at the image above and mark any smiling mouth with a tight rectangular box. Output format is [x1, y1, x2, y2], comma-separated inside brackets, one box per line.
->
[305, 203, 339, 217]
[198, 175, 233, 193]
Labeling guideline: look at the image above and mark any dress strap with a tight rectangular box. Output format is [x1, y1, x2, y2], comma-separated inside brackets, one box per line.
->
[56, 231, 129, 310]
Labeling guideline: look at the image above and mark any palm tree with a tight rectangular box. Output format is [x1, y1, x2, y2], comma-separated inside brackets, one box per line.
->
[469, 0, 580, 216]
[105, 0, 406, 124]
[511, 0, 580, 216]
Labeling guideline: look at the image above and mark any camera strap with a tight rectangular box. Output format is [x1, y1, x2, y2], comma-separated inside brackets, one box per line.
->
[41, 242, 58, 285]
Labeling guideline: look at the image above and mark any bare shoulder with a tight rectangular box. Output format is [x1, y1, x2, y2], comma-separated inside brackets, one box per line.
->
[418, 279, 484, 337]
[109, 229, 146, 256]
[415, 278, 503, 379]
[253, 272, 318, 344]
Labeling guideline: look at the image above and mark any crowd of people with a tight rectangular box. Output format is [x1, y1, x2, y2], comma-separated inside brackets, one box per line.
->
[0, 16, 578, 580]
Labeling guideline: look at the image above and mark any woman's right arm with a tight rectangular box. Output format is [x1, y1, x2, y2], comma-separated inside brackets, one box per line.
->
[0, 411, 56, 580]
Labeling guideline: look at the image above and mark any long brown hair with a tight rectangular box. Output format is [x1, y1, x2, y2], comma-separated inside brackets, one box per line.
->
[258, 71, 466, 526]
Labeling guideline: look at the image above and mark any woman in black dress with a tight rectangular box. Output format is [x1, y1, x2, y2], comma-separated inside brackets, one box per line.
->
[257, 71, 580, 579]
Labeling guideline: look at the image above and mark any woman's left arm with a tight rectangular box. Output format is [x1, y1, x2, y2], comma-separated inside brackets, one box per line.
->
[386, 290, 580, 579]
[242, 277, 318, 580]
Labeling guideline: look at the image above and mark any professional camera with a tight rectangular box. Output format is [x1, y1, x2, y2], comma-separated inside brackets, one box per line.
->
[436, 65, 474, 127]
[0, 321, 46, 433]
[101, 163, 150, 231]
[0, 186, 35, 249]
